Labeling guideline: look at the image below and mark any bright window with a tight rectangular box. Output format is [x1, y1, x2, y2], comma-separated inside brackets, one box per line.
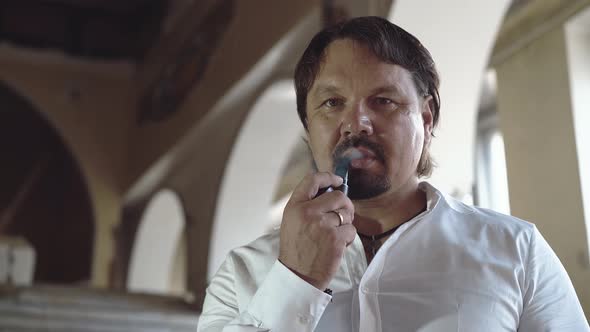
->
[475, 71, 511, 215]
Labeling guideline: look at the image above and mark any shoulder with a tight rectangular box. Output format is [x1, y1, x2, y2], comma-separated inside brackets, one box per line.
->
[422, 185, 541, 276]
[432, 184, 535, 237]
[465, 204, 535, 235]
[222, 228, 281, 284]
[230, 228, 281, 262]
[206, 229, 281, 310]
[421, 182, 536, 249]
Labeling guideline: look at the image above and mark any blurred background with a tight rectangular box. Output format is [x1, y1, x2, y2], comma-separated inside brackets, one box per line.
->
[0, 0, 589, 330]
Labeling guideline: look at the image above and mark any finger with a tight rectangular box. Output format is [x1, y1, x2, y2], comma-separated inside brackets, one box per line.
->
[290, 172, 343, 202]
[312, 190, 353, 212]
[336, 224, 357, 247]
[311, 191, 354, 224]
[317, 208, 353, 229]
[322, 210, 345, 228]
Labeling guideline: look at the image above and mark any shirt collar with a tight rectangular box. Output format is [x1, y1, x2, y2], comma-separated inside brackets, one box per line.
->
[419, 181, 474, 215]
[418, 181, 441, 213]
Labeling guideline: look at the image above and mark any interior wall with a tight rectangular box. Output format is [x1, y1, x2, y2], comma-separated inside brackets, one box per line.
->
[0, 82, 94, 283]
[389, 0, 511, 197]
[565, 7, 590, 262]
[0, 46, 136, 287]
[208, 80, 301, 278]
[169, 230, 188, 296]
[496, 24, 590, 315]
[127, 189, 185, 295]
[127, 0, 317, 186]
[123, 5, 322, 305]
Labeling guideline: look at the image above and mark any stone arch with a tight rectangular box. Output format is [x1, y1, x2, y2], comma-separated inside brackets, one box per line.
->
[388, 0, 512, 197]
[208, 79, 302, 278]
[0, 81, 94, 283]
[127, 189, 187, 295]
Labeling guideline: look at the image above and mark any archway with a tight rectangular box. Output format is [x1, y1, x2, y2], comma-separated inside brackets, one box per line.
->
[208, 79, 301, 278]
[127, 189, 186, 295]
[0, 82, 94, 283]
[389, 0, 511, 197]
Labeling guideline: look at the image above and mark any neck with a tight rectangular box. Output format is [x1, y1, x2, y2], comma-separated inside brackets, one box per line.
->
[352, 179, 426, 236]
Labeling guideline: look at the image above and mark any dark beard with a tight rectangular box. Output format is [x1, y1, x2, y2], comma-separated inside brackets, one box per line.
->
[347, 168, 390, 199]
[332, 135, 391, 200]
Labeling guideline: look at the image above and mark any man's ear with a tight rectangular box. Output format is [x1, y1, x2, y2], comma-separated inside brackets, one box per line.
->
[301, 134, 310, 145]
[302, 129, 310, 145]
[301, 135, 319, 172]
[421, 95, 434, 145]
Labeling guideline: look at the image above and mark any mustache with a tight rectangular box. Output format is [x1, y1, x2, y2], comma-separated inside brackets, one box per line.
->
[332, 135, 386, 165]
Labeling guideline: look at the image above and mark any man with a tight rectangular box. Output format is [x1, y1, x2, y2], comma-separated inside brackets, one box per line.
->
[198, 16, 589, 331]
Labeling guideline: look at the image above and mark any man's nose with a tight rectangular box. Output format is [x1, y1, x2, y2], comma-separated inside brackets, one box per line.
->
[341, 103, 374, 137]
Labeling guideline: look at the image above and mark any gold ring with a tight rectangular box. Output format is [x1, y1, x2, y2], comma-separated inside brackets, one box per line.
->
[332, 210, 344, 227]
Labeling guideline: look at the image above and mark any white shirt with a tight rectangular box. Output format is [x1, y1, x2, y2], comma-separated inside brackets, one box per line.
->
[198, 183, 589, 331]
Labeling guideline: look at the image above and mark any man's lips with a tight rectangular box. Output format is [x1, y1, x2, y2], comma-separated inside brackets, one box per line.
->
[350, 156, 376, 169]
[352, 146, 377, 159]
[332, 136, 386, 172]
[344, 146, 379, 169]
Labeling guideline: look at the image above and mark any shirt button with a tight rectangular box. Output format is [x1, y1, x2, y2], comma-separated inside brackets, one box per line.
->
[298, 314, 311, 324]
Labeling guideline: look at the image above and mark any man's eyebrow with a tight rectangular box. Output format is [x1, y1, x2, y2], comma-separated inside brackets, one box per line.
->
[310, 84, 406, 99]
[310, 84, 341, 98]
[370, 85, 404, 95]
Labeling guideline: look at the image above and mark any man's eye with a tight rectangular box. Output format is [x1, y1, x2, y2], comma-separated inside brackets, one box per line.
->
[322, 98, 342, 108]
[375, 97, 393, 105]
[372, 97, 399, 110]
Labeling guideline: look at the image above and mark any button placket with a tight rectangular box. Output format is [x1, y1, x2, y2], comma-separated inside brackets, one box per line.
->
[297, 314, 311, 324]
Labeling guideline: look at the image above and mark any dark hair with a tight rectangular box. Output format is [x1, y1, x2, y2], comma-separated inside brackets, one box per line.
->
[293, 16, 440, 177]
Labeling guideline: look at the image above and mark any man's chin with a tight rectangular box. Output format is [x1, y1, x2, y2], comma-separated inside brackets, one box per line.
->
[347, 170, 390, 200]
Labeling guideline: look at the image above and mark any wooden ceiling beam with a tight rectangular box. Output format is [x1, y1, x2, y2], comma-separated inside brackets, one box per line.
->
[26, 0, 156, 12]
[0, 0, 167, 59]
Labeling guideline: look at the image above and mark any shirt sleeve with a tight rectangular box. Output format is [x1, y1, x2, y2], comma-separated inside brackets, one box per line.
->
[518, 227, 590, 331]
[198, 255, 332, 332]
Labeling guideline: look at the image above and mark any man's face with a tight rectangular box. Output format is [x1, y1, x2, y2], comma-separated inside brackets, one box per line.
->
[306, 39, 433, 200]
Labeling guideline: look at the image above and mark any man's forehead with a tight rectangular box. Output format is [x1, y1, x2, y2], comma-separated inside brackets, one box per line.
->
[321, 39, 379, 66]
[310, 61, 412, 99]
[311, 40, 411, 85]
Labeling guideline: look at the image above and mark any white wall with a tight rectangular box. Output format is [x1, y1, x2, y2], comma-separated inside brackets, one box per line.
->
[496, 23, 590, 315]
[389, 0, 511, 196]
[566, 6, 590, 262]
[208, 80, 302, 278]
[128, 190, 185, 294]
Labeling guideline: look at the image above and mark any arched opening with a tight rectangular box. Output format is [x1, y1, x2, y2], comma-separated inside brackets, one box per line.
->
[0, 81, 94, 284]
[474, 70, 510, 214]
[388, 0, 512, 198]
[208, 79, 302, 278]
[127, 189, 187, 296]
[566, 4, 590, 267]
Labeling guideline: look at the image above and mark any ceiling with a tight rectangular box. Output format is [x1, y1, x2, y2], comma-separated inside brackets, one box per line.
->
[0, 0, 169, 60]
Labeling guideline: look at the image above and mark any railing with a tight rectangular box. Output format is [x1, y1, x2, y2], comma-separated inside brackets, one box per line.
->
[0, 284, 199, 331]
